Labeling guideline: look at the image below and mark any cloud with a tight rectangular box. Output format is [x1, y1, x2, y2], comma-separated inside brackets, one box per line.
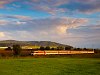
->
[0, 1, 99, 48]
[24, 0, 69, 15]
[91, 25, 100, 29]
[0, 32, 5, 37]
[0, 0, 14, 8]
[0, 15, 89, 36]
[15, 21, 26, 25]
[13, 15, 33, 20]
[69, 0, 100, 14]
[55, 18, 88, 34]
[0, 15, 89, 44]
[0, 32, 15, 40]
[0, 15, 33, 26]
[0, 15, 99, 48]
[0, 20, 10, 25]
[25, 0, 100, 14]
[0, 15, 32, 21]
[0, 19, 26, 26]
[0, 0, 99, 14]
[56, 25, 67, 34]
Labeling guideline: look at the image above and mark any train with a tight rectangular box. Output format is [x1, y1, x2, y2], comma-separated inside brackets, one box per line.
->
[31, 50, 94, 55]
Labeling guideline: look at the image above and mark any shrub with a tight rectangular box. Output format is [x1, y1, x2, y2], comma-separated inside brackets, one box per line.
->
[13, 44, 22, 56]
[5, 47, 12, 51]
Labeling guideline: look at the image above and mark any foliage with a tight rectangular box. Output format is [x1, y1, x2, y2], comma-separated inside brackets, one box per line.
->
[13, 44, 22, 56]
[5, 47, 12, 50]
[57, 46, 64, 50]
[40, 46, 45, 50]
[45, 46, 50, 50]
[51, 48, 55, 50]
[83, 48, 87, 50]
[65, 46, 73, 50]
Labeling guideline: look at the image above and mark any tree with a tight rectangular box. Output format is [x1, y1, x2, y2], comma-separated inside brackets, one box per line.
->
[57, 46, 64, 50]
[83, 48, 87, 50]
[45, 46, 50, 50]
[13, 44, 22, 56]
[65, 46, 73, 50]
[40, 46, 45, 50]
[5, 47, 12, 50]
[51, 48, 55, 50]
[76, 48, 81, 50]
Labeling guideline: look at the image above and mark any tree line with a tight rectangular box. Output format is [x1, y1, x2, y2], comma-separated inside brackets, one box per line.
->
[5, 44, 98, 56]
[5, 44, 22, 56]
[39, 46, 72, 50]
[5, 45, 73, 55]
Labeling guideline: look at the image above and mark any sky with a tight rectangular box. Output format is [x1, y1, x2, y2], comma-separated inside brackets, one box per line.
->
[0, 0, 100, 48]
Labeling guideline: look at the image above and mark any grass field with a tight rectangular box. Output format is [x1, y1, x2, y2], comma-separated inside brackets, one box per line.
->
[0, 58, 100, 75]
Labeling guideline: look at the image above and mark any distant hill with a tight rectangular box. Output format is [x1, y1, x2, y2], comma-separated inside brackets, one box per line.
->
[0, 40, 73, 47]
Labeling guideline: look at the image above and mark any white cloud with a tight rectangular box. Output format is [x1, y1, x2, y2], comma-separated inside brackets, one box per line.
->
[54, 17, 88, 34]
[0, 20, 10, 25]
[16, 21, 26, 25]
[56, 25, 67, 34]
[0, 32, 5, 37]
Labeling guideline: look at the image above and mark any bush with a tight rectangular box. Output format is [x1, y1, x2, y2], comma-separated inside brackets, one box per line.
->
[65, 46, 72, 50]
[45, 46, 50, 50]
[13, 44, 22, 56]
[40, 46, 45, 50]
[5, 47, 12, 51]
[57, 46, 64, 50]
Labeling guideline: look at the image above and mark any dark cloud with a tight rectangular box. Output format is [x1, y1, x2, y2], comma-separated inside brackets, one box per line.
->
[0, 0, 99, 14]
[75, 0, 100, 14]
[25, 0, 100, 14]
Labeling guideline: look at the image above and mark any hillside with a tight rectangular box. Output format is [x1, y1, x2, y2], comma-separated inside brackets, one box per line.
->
[0, 40, 72, 47]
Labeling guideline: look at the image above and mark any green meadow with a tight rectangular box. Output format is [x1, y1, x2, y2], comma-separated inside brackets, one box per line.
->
[0, 58, 100, 75]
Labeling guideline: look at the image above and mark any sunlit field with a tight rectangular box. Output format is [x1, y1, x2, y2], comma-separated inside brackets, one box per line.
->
[0, 58, 100, 75]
